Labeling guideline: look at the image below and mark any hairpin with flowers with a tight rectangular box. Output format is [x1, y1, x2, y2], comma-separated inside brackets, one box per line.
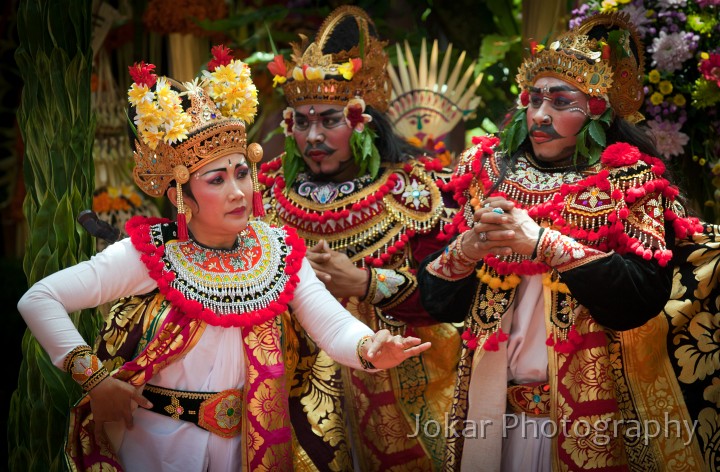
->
[127, 44, 262, 240]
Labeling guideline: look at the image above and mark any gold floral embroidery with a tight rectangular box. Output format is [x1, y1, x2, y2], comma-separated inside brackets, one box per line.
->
[665, 448, 702, 472]
[697, 407, 720, 469]
[561, 414, 625, 468]
[248, 380, 285, 431]
[246, 322, 282, 365]
[562, 346, 614, 402]
[705, 377, 720, 408]
[245, 424, 264, 462]
[674, 311, 720, 384]
[366, 404, 415, 454]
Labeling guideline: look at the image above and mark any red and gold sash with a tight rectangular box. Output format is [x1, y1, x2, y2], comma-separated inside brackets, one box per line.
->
[66, 217, 305, 471]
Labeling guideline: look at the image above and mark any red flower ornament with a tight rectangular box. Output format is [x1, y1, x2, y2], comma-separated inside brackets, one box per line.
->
[208, 45, 233, 72]
[128, 61, 157, 88]
[588, 97, 607, 117]
[519, 90, 530, 108]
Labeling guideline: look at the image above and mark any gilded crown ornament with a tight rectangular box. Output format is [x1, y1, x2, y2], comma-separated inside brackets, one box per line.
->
[128, 45, 260, 198]
[502, 12, 646, 164]
[271, 5, 392, 112]
[128, 45, 264, 240]
[516, 11, 645, 120]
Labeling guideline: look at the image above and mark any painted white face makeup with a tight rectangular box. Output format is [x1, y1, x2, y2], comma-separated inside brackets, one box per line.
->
[292, 104, 357, 182]
[526, 77, 590, 164]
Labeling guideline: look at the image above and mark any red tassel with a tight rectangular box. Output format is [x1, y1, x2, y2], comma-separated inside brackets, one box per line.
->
[253, 190, 265, 217]
[177, 212, 188, 241]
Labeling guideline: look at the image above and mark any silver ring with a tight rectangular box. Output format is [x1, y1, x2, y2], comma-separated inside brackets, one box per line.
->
[478, 232, 488, 242]
[492, 207, 504, 215]
[483, 202, 492, 208]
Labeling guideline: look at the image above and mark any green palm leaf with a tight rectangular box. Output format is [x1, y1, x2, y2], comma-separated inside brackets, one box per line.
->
[9, 1, 101, 471]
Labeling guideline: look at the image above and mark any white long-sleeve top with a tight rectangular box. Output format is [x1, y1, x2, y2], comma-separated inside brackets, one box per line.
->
[17, 237, 373, 471]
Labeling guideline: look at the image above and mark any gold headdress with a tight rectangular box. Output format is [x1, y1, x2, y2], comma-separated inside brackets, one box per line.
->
[128, 46, 264, 239]
[516, 11, 645, 120]
[278, 5, 391, 112]
[387, 38, 482, 150]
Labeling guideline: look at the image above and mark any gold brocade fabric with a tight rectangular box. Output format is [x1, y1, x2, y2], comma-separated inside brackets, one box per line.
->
[441, 142, 718, 471]
[262, 158, 460, 470]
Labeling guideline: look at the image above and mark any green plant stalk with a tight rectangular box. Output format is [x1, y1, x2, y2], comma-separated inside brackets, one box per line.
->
[9, 1, 101, 471]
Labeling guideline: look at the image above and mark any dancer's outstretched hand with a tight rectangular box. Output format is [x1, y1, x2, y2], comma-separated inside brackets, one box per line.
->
[360, 329, 431, 370]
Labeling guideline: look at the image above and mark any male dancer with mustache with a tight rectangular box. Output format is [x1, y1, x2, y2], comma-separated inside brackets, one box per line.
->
[257, 6, 477, 471]
[417, 11, 717, 472]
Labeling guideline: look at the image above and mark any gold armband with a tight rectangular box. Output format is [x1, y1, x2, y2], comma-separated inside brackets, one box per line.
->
[356, 335, 376, 370]
[63, 345, 109, 392]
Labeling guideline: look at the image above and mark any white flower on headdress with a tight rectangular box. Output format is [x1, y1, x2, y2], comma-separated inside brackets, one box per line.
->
[128, 83, 154, 105]
[280, 107, 295, 137]
[202, 59, 258, 124]
[291, 65, 325, 81]
[344, 97, 372, 133]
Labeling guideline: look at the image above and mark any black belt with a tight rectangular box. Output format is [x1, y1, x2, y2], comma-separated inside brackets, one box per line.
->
[143, 384, 244, 438]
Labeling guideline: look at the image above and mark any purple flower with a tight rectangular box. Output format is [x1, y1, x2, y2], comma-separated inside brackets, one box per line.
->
[696, 0, 720, 7]
[622, 4, 652, 35]
[658, 0, 687, 7]
[646, 120, 690, 158]
[650, 31, 695, 72]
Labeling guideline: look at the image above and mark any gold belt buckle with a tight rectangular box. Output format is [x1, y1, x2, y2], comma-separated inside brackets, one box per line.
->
[197, 389, 244, 438]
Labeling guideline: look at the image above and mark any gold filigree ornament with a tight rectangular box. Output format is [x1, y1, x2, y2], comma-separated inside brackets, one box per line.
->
[280, 5, 392, 112]
[516, 11, 645, 120]
[387, 38, 483, 147]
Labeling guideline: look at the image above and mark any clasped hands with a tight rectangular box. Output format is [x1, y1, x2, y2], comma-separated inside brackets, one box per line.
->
[306, 239, 369, 298]
[461, 196, 542, 261]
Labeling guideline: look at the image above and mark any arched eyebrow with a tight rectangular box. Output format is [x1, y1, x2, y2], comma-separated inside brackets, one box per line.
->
[200, 160, 248, 176]
[294, 109, 343, 119]
[529, 85, 580, 93]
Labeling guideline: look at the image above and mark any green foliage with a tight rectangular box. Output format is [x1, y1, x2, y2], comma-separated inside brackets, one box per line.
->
[574, 109, 612, 165]
[499, 108, 527, 156]
[351, 128, 381, 178]
[281, 135, 304, 187]
[9, 1, 101, 470]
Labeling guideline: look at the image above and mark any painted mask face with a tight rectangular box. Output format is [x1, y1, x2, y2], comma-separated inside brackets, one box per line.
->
[526, 77, 590, 164]
[292, 104, 356, 182]
[185, 153, 253, 247]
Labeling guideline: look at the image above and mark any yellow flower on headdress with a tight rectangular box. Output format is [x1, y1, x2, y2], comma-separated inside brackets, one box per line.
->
[128, 83, 154, 105]
[203, 58, 258, 124]
[338, 61, 355, 80]
[272, 75, 287, 87]
[337, 58, 362, 80]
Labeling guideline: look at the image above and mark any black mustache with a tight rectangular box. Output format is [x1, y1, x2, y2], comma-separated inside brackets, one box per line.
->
[304, 143, 334, 154]
[529, 124, 562, 139]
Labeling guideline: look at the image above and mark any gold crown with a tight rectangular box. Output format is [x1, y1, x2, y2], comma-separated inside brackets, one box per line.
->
[516, 12, 645, 119]
[129, 50, 261, 197]
[281, 6, 392, 112]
